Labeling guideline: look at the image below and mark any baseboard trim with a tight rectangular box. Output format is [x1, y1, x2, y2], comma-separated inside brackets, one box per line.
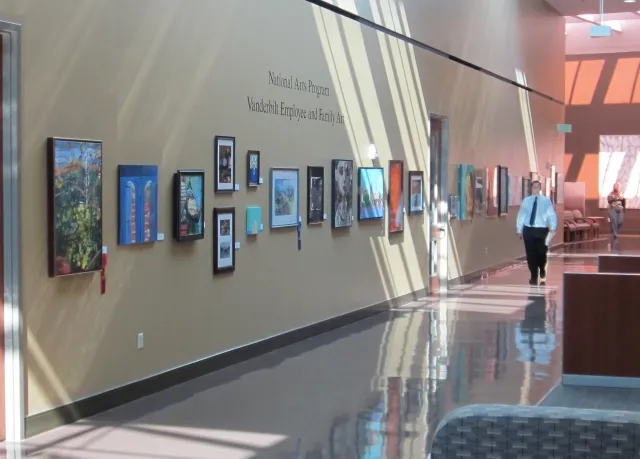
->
[25, 286, 427, 438]
[563, 374, 640, 389]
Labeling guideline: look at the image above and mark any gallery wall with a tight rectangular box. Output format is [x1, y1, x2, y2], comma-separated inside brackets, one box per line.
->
[0, 0, 564, 417]
[565, 51, 640, 231]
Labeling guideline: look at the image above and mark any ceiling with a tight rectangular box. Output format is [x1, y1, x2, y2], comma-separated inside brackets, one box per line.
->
[546, 0, 640, 16]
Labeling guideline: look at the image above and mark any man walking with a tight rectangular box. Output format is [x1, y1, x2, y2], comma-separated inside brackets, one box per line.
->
[517, 180, 557, 285]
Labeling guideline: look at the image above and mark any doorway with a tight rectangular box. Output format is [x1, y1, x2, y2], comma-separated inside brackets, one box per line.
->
[428, 115, 449, 294]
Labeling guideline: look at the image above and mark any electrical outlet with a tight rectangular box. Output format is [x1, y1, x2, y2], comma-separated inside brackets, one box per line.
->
[137, 333, 144, 350]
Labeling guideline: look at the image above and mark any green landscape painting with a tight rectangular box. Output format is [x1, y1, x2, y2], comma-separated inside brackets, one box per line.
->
[48, 138, 103, 277]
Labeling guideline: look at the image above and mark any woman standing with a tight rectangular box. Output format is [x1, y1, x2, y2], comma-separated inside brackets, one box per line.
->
[607, 183, 625, 242]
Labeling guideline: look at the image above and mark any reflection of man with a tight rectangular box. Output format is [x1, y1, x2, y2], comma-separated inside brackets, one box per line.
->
[517, 180, 557, 285]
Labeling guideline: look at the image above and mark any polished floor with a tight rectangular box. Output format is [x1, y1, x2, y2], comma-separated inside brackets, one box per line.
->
[9, 239, 630, 458]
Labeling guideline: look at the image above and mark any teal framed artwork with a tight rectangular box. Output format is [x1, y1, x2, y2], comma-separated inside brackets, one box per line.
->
[246, 206, 262, 235]
[457, 164, 475, 220]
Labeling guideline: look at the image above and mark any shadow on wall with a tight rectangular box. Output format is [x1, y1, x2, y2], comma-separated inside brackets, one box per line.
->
[565, 52, 640, 232]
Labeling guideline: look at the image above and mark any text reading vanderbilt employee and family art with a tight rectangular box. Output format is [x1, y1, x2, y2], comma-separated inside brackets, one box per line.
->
[247, 71, 345, 126]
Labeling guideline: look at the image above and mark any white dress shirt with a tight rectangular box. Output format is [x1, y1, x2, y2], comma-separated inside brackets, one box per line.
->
[517, 194, 557, 234]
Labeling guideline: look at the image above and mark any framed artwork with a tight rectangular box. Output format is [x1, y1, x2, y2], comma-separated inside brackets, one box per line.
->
[408, 171, 424, 216]
[508, 174, 522, 207]
[47, 138, 103, 277]
[118, 165, 158, 245]
[541, 176, 548, 197]
[246, 206, 262, 235]
[474, 168, 487, 216]
[214, 135, 235, 192]
[358, 167, 385, 220]
[388, 160, 404, 233]
[247, 150, 260, 187]
[213, 207, 235, 274]
[449, 195, 459, 220]
[556, 172, 565, 204]
[457, 164, 475, 220]
[522, 177, 532, 199]
[173, 169, 205, 242]
[487, 167, 498, 217]
[331, 159, 354, 228]
[270, 167, 300, 228]
[307, 166, 325, 224]
[550, 165, 557, 203]
[498, 166, 509, 216]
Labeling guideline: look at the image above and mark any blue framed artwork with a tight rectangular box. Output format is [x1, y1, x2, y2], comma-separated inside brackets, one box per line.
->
[118, 165, 159, 245]
[247, 150, 260, 187]
[457, 164, 475, 220]
[270, 167, 300, 228]
[246, 206, 262, 235]
[357, 167, 385, 220]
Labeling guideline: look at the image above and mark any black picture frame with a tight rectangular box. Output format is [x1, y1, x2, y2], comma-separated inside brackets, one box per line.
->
[331, 159, 354, 229]
[47, 137, 104, 278]
[407, 170, 425, 216]
[213, 207, 236, 274]
[498, 165, 509, 217]
[173, 169, 205, 242]
[214, 135, 236, 193]
[247, 150, 260, 187]
[357, 167, 385, 221]
[388, 159, 405, 234]
[307, 165, 325, 224]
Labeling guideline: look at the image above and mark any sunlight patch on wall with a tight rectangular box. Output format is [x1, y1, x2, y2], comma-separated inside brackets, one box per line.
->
[604, 58, 640, 105]
[515, 69, 538, 174]
[566, 59, 605, 105]
[599, 135, 640, 208]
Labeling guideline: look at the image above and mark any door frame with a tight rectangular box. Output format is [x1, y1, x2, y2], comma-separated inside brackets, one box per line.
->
[1, 20, 24, 442]
[428, 113, 449, 293]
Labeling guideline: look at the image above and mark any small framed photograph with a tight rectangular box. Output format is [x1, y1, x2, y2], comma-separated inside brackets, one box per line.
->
[408, 171, 424, 216]
[213, 207, 235, 274]
[474, 168, 487, 216]
[214, 135, 235, 192]
[270, 167, 300, 228]
[331, 159, 354, 228]
[498, 165, 509, 217]
[357, 167, 385, 220]
[247, 150, 260, 187]
[307, 166, 325, 224]
[47, 137, 103, 277]
[388, 160, 404, 233]
[173, 169, 205, 242]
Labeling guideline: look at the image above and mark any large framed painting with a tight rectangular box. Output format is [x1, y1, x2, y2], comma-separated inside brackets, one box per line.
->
[173, 169, 205, 242]
[247, 150, 260, 187]
[498, 165, 509, 216]
[556, 172, 565, 204]
[47, 138, 103, 277]
[213, 207, 236, 274]
[270, 167, 300, 228]
[487, 167, 498, 218]
[331, 159, 353, 228]
[388, 160, 404, 233]
[214, 135, 235, 192]
[457, 164, 474, 220]
[357, 167, 385, 220]
[474, 168, 486, 217]
[118, 165, 158, 245]
[408, 171, 424, 216]
[307, 166, 324, 225]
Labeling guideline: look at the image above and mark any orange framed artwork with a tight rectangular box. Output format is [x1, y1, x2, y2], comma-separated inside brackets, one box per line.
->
[388, 160, 404, 234]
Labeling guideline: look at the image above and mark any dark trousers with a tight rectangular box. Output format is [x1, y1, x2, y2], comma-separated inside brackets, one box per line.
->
[523, 226, 549, 280]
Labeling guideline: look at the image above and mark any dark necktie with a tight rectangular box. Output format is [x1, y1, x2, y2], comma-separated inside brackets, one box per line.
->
[529, 197, 538, 226]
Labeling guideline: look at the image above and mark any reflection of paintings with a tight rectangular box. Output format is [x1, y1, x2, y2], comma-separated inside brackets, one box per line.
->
[173, 170, 205, 242]
[556, 172, 564, 204]
[498, 166, 509, 216]
[307, 166, 324, 224]
[358, 167, 385, 220]
[215, 136, 235, 192]
[246, 206, 262, 235]
[356, 400, 385, 459]
[47, 138, 103, 277]
[474, 168, 486, 216]
[388, 160, 404, 233]
[599, 135, 640, 208]
[457, 164, 474, 220]
[408, 171, 424, 215]
[118, 165, 158, 245]
[331, 159, 353, 228]
[213, 207, 235, 274]
[247, 150, 260, 187]
[487, 167, 498, 217]
[270, 168, 299, 228]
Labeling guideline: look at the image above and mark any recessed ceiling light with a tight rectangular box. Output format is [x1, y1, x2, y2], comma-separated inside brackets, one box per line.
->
[623, 0, 636, 3]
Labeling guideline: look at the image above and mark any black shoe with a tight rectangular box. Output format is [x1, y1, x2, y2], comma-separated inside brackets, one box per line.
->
[529, 279, 538, 286]
[539, 279, 546, 286]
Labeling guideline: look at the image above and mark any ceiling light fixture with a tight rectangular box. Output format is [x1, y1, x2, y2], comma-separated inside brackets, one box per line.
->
[623, 0, 636, 3]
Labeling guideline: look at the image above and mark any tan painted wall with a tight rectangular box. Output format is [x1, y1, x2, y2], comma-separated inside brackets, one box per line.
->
[0, 0, 564, 415]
